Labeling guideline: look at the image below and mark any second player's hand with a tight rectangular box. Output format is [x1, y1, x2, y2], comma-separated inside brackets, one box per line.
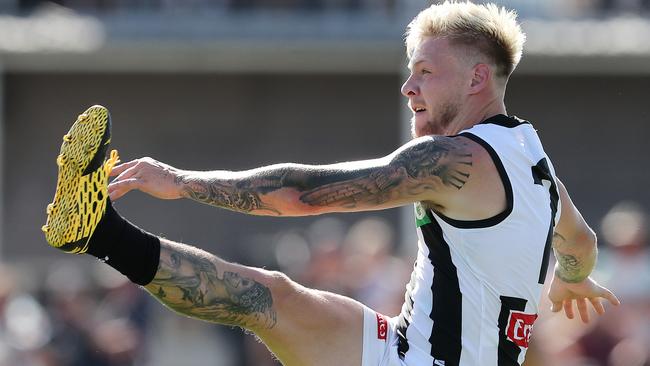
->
[108, 157, 185, 201]
[548, 274, 620, 323]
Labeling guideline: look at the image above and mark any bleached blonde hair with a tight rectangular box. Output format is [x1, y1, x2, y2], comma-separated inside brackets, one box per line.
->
[405, 1, 526, 78]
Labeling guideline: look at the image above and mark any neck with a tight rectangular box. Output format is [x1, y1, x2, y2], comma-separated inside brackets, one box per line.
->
[445, 95, 507, 135]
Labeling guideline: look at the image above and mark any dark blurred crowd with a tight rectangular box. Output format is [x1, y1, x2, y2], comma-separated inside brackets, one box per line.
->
[0, 201, 647, 366]
[14, 0, 396, 13]
[599, 0, 650, 13]
[10, 0, 650, 15]
[0, 261, 147, 365]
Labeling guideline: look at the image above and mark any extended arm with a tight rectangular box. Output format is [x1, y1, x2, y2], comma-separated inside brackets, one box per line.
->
[108, 136, 473, 216]
[547, 179, 619, 322]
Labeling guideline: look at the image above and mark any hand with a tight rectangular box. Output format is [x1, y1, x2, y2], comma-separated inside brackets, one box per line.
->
[548, 274, 620, 323]
[108, 157, 185, 201]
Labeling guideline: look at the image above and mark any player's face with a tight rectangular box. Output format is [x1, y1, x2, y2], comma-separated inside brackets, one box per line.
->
[401, 37, 469, 137]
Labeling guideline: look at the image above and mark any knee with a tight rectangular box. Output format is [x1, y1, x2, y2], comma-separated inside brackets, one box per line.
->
[264, 270, 298, 298]
[258, 270, 305, 311]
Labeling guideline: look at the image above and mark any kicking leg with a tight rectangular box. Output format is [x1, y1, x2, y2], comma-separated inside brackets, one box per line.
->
[146, 238, 364, 366]
[42, 105, 366, 366]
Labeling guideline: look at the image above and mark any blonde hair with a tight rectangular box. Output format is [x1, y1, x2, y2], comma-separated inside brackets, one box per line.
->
[405, 1, 525, 78]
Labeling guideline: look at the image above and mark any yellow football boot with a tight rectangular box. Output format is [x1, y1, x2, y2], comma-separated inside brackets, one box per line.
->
[42, 105, 120, 254]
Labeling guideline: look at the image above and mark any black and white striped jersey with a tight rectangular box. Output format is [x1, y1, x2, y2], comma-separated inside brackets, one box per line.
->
[395, 115, 561, 366]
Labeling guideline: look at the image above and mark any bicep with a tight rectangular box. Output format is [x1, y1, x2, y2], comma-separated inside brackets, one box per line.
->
[278, 135, 474, 214]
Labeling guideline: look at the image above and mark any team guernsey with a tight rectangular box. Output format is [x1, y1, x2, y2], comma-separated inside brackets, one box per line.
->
[395, 115, 561, 366]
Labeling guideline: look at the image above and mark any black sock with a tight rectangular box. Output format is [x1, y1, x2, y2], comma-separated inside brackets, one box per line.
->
[87, 200, 160, 286]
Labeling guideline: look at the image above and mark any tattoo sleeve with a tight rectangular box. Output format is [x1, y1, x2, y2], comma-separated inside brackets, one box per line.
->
[175, 136, 472, 215]
[552, 232, 597, 283]
[145, 242, 277, 330]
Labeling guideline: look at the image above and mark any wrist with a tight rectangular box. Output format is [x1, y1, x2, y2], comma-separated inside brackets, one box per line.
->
[174, 169, 194, 198]
[554, 263, 587, 283]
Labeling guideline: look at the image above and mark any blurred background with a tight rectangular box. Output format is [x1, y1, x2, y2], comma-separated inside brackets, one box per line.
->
[0, 0, 648, 365]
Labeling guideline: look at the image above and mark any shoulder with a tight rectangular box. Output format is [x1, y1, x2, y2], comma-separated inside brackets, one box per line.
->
[391, 135, 484, 163]
[397, 135, 504, 217]
[389, 135, 491, 199]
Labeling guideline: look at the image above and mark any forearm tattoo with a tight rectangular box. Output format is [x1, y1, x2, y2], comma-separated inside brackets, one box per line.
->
[555, 253, 583, 283]
[176, 176, 281, 215]
[176, 136, 472, 214]
[146, 244, 277, 330]
[552, 233, 587, 283]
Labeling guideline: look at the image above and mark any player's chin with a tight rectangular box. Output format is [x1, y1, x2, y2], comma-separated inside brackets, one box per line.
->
[410, 124, 418, 139]
[412, 120, 435, 138]
[411, 117, 427, 138]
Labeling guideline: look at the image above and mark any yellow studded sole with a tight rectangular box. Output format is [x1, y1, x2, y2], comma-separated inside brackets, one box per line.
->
[42, 105, 120, 254]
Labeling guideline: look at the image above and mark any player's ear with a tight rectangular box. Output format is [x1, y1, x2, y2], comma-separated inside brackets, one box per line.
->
[468, 63, 491, 94]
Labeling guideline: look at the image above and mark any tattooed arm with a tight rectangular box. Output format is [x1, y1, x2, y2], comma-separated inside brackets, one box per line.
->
[144, 239, 277, 330]
[552, 179, 597, 283]
[547, 179, 619, 322]
[108, 136, 473, 216]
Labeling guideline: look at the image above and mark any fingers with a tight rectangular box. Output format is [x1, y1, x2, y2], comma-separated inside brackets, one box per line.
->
[110, 159, 139, 177]
[108, 178, 139, 200]
[108, 163, 141, 200]
[589, 297, 605, 315]
[600, 288, 621, 306]
[576, 298, 589, 323]
[550, 278, 621, 322]
[113, 165, 139, 183]
[563, 300, 574, 320]
[551, 300, 563, 313]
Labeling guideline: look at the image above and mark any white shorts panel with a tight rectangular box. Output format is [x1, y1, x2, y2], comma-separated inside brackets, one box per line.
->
[361, 307, 405, 366]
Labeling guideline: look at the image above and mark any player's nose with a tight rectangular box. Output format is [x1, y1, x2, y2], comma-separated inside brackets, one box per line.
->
[401, 75, 419, 97]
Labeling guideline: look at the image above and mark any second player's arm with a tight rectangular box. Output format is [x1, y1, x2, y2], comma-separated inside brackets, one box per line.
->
[110, 135, 473, 216]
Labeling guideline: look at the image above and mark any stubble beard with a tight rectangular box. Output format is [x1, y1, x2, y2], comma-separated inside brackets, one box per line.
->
[411, 101, 461, 138]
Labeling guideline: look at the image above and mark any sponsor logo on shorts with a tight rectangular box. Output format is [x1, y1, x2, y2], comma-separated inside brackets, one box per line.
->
[506, 311, 538, 348]
[433, 359, 446, 366]
[376, 313, 387, 341]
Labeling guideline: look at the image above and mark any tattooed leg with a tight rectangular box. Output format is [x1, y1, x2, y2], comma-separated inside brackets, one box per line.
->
[145, 239, 277, 330]
[143, 239, 365, 366]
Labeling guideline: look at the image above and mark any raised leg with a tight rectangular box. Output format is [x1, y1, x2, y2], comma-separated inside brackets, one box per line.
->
[41, 105, 367, 366]
[146, 238, 365, 366]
